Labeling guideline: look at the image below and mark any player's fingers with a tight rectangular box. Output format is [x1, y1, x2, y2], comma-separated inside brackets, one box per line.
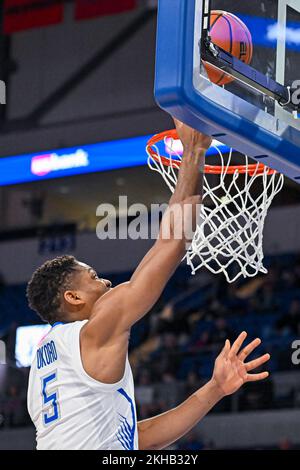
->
[238, 338, 261, 361]
[245, 354, 270, 372]
[246, 371, 269, 382]
[228, 331, 247, 359]
[220, 339, 231, 358]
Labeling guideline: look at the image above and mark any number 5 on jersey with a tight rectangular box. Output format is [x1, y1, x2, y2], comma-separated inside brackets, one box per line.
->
[41, 371, 60, 425]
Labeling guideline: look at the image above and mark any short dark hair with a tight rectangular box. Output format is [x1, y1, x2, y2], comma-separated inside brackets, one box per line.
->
[26, 255, 80, 325]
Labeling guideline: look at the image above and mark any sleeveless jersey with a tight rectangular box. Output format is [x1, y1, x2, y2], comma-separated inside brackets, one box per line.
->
[27, 321, 139, 450]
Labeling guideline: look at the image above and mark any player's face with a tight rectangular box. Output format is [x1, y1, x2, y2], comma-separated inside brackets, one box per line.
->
[75, 262, 112, 305]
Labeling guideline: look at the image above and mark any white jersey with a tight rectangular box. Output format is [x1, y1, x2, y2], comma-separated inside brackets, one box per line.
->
[27, 321, 139, 450]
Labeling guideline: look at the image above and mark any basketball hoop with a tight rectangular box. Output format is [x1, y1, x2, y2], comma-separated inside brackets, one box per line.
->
[146, 130, 284, 283]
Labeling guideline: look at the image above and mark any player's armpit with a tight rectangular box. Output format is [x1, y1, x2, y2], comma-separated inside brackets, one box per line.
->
[80, 323, 130, 384]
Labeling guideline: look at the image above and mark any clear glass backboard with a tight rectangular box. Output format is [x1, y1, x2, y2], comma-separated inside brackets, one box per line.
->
[195, 0, 300, 135]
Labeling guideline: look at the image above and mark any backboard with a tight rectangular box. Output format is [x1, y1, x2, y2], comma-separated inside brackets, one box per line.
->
[155, 0, 300, 181]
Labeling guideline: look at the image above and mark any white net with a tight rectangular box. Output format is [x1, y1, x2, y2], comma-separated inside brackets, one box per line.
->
[147, 137, 284, 283]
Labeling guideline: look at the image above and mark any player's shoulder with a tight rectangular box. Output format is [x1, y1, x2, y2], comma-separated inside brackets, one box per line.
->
[49, 320, 88, 338]
[38, 320, 87, 350]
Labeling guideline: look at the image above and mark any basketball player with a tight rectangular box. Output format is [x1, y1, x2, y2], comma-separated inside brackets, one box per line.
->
[26, 120, 270, 450]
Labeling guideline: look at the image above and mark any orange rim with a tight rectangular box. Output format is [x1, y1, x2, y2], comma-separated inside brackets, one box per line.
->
[147, 130, 277, 176]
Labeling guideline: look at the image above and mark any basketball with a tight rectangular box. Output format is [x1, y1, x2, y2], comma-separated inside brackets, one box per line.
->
[203, 10, 253, 86]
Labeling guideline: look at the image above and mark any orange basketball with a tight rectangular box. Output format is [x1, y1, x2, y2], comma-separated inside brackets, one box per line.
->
[203, 10, 253, 86]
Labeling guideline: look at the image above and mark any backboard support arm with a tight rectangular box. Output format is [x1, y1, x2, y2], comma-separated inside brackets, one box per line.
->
[200, 0, 299, 114]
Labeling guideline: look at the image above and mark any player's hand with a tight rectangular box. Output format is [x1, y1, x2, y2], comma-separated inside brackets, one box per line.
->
[210, 332, 270, 397]
[173, 118, 212, 152]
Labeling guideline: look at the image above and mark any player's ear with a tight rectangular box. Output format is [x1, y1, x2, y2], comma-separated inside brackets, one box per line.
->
[63, 290, 84, 306]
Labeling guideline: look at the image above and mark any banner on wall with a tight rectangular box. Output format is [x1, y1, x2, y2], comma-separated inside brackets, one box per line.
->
[74, 0, 136, 21]
[3, 0, 64, 34]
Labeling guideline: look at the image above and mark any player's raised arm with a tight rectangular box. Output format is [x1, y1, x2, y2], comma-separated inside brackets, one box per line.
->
[83, 122, 212, 345]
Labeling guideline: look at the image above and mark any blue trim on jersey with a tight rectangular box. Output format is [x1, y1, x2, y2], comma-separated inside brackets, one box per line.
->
[52, 322, 65, 328]
[116, 388, 136, 450]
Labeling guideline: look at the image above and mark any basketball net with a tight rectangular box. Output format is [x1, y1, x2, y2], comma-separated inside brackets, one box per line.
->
[146, 130, 284, 283]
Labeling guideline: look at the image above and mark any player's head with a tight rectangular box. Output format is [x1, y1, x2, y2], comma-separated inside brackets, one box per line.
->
[26, 255, 112, 325]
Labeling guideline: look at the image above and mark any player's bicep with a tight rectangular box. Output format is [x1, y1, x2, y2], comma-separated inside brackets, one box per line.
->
[119, 239, 184, 328]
